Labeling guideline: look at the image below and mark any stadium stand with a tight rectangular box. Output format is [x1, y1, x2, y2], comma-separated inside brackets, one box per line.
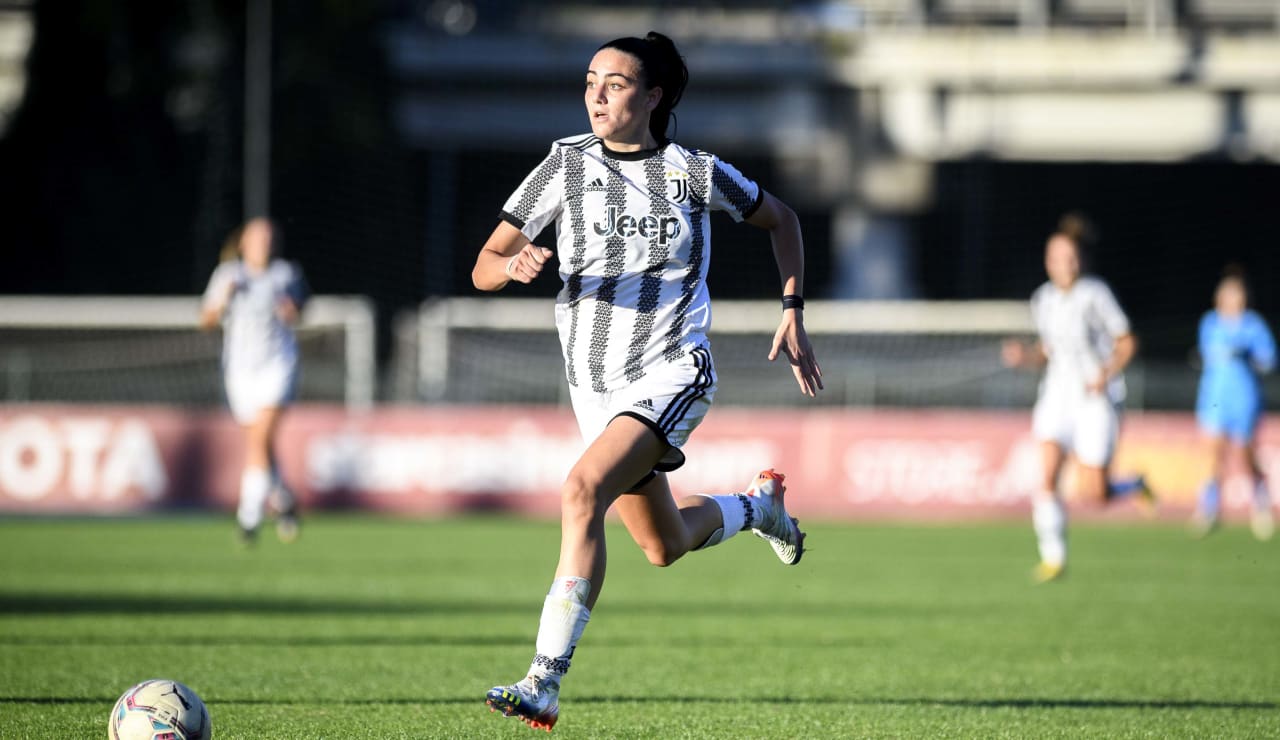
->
[0, 1, 32, 137]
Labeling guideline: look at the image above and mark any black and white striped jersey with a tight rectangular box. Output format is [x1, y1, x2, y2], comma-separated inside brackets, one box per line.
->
[501, 134, 763, 392]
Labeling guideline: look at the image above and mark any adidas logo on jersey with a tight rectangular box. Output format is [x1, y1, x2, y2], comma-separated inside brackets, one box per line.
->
[593, 205, 681, 245]
[585, 178, 607, 193]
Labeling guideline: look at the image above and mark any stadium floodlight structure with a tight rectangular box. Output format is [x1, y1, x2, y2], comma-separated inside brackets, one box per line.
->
[413, 297, 1040, 408]
[0, 295, 375, 408]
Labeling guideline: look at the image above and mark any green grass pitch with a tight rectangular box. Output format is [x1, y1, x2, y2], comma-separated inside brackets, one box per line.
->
[1, 515, 1277, 738]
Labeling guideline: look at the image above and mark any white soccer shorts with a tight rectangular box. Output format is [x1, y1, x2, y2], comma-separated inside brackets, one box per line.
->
[1032, 391, 1120, 468]
[568, 346, 717, 473]
[224, 361, 298, 425]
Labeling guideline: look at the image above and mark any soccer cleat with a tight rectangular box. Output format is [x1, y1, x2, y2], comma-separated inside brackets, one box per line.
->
[276, 512, 300, 544]
[1250, 507, 1274, 542]
[746, 469, 805, 565]
[485, 675, 559, 732]
[1033, 561, 1066, 584]
[1134, 476, 1157, 517]
[236, 525, 258, 548]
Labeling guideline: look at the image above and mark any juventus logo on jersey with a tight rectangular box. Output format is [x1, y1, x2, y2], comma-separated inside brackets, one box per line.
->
[667, 170, 690, 203]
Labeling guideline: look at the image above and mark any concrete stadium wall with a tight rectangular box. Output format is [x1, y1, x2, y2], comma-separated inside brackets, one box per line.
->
[0, 405, 1274, 521]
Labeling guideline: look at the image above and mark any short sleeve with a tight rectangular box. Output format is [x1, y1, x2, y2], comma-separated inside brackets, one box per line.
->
[202, 262, 237, 310]
[707, 156, 763, 222]
[1198, 313, 1213, 355]
[1090, 280, 1130, 338]
[500, 144, 565, 240]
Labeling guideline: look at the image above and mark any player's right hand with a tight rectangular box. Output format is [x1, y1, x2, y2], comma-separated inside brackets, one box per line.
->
[505, 246, 555, 284]
[1000, 339, 1025, 368]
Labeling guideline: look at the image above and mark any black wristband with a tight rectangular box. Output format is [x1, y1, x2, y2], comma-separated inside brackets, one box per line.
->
[781, 294, 805, 310]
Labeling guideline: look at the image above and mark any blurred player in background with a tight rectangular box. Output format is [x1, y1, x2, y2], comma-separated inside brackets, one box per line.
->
[200, 217, 309, 545]
[472, 31, 821, 731]
[1189, 266, 1276, 540]
[1002, 215, 1153, 583]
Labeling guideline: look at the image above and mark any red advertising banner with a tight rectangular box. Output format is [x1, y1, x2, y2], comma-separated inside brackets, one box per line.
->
[0, 404, 1275, 519]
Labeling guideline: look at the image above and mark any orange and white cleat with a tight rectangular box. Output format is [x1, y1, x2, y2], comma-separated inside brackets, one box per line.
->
[746, 469, 806, 565]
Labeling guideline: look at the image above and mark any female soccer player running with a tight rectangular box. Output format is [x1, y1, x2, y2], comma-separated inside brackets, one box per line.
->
[200, 218, 309, 544]
[1188, 267, 1276, 540]
[473, 32, 822, 731]
[1002, 221, 1153, 583]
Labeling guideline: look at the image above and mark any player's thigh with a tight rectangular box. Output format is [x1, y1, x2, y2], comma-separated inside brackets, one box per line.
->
[249, 405, 286, 444]
[1072, 396, 1118, 469]
[1224, 405, 1261, 449]
[226, 363, 296, 426]
[1032, 394, 1073, 452]
[565, 415, 669, 514]
[614, 474, 687, 552]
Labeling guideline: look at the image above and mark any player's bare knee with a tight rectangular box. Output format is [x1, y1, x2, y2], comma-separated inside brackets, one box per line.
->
[559, 475, 605, 521]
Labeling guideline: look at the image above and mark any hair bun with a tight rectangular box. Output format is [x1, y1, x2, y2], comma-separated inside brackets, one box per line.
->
[645, 31, 675, 48]
[1056, 211, 1096, 247]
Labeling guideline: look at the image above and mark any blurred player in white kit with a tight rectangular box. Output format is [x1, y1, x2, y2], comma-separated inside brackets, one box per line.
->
[1002, 216, 1153, 582]
[200, 217, 309, 544]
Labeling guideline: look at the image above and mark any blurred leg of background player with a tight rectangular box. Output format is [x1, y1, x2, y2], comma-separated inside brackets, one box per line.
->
[1191, 432, 1272, 541]
[1242, 443, 1273, 541]
[1033, 398, 1152, 583]
[238, 404, 298, 543]
[1032, 441, 1069, 583]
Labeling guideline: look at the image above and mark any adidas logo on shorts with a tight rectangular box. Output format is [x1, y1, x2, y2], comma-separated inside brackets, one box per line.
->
[633, 398, 655, 412]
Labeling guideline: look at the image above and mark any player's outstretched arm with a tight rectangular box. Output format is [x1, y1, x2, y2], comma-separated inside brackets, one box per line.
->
[1000, 338, 1046, 369]
[747, 190, 823, 397]
[472, 221, 554, 291]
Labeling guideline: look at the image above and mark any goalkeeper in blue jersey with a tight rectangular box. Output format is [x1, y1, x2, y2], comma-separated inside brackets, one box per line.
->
[1190, 267, 1277, 540]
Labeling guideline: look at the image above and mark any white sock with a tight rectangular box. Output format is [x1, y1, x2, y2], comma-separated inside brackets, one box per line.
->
[1032, 495, 1067, 566]
[528, 577, 591, 683]
[691, 493, 760, 550]
[237, 467, 272, 532]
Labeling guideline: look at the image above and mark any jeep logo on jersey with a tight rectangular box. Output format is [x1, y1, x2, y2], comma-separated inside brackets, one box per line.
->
[592, 206, 681, 245]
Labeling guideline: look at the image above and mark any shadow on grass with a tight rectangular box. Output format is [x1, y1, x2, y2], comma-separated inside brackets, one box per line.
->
[0, 591, 947, 620]
[1, 695, 1274, 711]
[0, 592, 528, 617]
[0, 633, 881, 649]
[0, 634, 531, 648]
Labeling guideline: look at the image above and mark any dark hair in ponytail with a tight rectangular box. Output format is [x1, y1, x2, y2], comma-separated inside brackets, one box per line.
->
[599, 31, 689, 143]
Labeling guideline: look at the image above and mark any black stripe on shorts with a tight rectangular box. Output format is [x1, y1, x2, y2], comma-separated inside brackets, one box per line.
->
[657, 346, 714, 436]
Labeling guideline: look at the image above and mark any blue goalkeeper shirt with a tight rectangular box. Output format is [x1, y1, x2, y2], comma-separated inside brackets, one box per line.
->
[1196, 309, 1276, 440]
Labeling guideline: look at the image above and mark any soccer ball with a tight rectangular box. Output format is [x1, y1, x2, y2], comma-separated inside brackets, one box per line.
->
[108, 679, 211, 740]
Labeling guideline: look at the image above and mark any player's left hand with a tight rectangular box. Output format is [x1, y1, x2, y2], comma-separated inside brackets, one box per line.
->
[1085, 372, 1107, 395]
[769, 311, 823, 397]
[276, 297, 300, 325]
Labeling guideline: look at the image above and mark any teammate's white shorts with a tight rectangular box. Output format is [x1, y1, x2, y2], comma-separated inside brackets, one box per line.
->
[224, 361, 298, 425]
[568, 346, 717, 473]
[1032, 391, 1119, 468]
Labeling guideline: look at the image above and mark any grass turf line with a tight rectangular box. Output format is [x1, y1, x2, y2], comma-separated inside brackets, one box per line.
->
[0, 515, 1277, 738]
